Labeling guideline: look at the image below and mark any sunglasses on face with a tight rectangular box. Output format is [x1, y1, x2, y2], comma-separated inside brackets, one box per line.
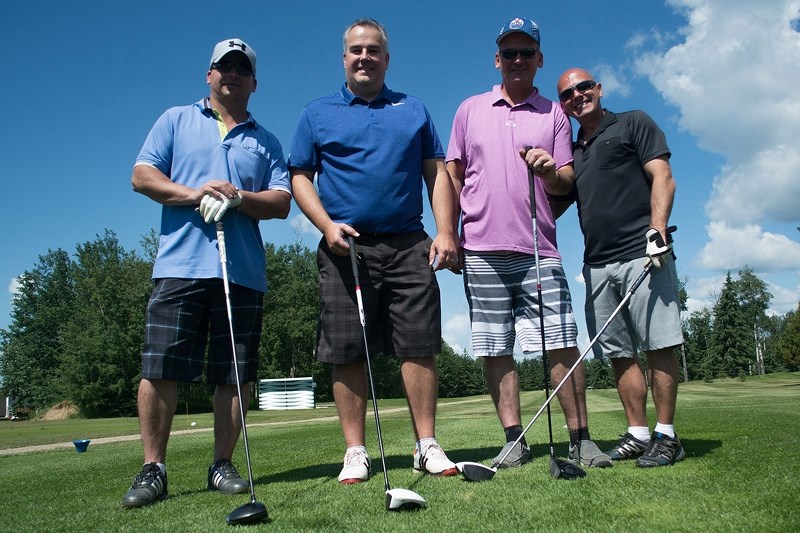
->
[499, 48, 539, 60]
[212, 61, 253, 76]
[558, 80, 597, 102]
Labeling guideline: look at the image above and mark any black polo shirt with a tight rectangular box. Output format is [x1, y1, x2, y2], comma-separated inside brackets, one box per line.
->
[571, 110, 670, 266]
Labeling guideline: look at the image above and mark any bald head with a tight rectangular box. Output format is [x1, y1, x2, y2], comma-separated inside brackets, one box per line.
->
[556, 68, 594, 96]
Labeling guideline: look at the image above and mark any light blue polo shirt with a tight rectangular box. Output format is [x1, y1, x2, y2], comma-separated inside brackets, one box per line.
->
[136, 98, 291, 292]
[288, 84, 444, 234]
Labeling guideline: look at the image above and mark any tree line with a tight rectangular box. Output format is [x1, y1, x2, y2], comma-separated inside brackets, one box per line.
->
[1, 232, 797, 417]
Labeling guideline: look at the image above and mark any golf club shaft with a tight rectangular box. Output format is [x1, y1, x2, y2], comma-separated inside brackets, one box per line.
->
[494, 259, 653, 466]
[216, 222, 258, 504]
[347, 236, 391, 492]
[527, 161, 557, 458]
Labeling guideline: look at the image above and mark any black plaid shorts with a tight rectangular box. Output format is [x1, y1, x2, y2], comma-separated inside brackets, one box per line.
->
[141, 278, 263, 385]
[316, 231, 441, 364]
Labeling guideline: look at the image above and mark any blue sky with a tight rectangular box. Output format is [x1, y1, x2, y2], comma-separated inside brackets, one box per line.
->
[3, 0, 799, 357]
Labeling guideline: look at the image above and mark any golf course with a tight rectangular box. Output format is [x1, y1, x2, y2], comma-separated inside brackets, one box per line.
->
[1, 373, 797, 531]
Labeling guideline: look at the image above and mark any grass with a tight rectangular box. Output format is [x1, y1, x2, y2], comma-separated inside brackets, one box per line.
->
[1, 373, 798, 531]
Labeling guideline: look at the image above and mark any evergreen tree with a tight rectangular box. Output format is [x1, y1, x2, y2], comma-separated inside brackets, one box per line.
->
[0, 249, 75, 411]
[683, 308, 713, 381]
[585, 357, 616, 389]
[773, 304, 800, 371]
[709, 273, 751, 378]
[733, 267, 771, 375]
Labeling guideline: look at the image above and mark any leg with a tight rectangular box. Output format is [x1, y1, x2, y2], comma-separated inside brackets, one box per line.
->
[483, 355, 522, 428]
[548, 347, 586, 431]
[646, 347, 679, 425]
[138, 378, 178, 463]
[332, 362, 368, 447]
[213, 383, 249, 461]
[400, 356, 439, 440]
[610, 356, 649, 427]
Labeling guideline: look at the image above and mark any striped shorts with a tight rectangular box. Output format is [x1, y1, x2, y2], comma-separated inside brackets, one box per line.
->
[463, 251, 578, 356]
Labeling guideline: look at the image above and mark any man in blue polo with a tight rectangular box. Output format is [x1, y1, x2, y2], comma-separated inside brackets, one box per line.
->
[289, 18, 460, 484]
[122, 38, 292, 508]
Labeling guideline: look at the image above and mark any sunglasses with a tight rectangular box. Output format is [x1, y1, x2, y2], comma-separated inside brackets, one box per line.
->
[499, 48, 539, 60]
[558, 80, 597, 102]
[212, 61, 253, 76]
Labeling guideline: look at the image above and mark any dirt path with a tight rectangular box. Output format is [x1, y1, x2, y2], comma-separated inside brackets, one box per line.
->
[0, 397, 488, 456]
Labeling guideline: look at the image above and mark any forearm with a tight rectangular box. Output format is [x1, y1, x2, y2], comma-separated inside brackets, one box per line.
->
[291, 172, 335, 234]
[646, 158, 676, 233]
[238, 190, 291, 220]
[132, 164, 202, 206]
[425, 160, 457, 238]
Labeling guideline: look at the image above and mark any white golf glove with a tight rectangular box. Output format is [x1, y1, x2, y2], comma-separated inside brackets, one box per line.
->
[198, 191, 242, 223]
[645, 228, 673, 268]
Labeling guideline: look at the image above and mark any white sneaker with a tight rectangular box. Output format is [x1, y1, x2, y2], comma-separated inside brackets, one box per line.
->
[338, 447, 371, 484]
[413, 441, 458, 476]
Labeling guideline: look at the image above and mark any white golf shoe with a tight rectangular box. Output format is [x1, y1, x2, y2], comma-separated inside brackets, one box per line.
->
[413, 441, 458, 476]
[338, 446, 371, 484]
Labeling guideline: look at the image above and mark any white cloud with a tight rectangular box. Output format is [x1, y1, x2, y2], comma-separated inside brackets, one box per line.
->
[8, 277, 19, 296]
[442, 312, 472, 356]
[592, 63, 631, 99]
[697, 222, 800, 271]
[291, 214, 321, 240]
[633, 0, 800, 281]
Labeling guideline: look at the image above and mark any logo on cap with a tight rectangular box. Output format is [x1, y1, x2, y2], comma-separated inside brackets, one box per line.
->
[227, 40, 247, 52]
[509, 18, 524, 30]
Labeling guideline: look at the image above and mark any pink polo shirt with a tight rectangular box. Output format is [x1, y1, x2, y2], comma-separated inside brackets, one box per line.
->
[446, 85, 573, 259]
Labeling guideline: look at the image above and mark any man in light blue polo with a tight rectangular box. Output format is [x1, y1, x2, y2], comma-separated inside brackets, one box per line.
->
[123, 38, 291, 509]
[289, 18, 460, 484]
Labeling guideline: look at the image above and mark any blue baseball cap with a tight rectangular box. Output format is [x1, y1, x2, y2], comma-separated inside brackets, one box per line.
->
[496, 17, 540, 45]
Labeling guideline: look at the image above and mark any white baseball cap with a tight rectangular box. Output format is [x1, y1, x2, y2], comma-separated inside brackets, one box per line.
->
[209, 38, 257, 76]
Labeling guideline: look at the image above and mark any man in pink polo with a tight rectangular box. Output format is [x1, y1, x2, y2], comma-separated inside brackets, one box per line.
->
[446, 16, 611, 469]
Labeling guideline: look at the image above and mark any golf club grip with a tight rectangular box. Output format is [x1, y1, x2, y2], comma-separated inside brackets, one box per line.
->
[346, 236, 366, 327]
[216, 222, 227, 265]
[524, 146, 537, 218]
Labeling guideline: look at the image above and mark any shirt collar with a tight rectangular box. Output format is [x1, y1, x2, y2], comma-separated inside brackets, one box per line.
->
[491, 84, 542, 109]
[340, 83, 393, 105]
[198, 97, 257, 128]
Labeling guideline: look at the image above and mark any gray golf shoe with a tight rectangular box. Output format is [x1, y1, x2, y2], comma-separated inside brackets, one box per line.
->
[568, 439, 614, 468]
[492, 441, 532, 468]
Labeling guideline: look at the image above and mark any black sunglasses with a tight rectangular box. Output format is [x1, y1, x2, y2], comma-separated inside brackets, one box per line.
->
[499, 48, 539, 60]
[212, 61, 253, 76]
[558, 80, 597, 102]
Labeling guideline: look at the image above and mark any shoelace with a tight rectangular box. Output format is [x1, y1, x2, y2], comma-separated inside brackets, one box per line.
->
[421, 443, 445, 460]
[215, 461, 240, 478]
[133, 465, 161, 487]
[344, 449, 367, 467]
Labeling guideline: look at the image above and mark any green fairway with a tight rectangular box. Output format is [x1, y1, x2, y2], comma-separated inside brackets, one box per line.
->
[1, 373, 797, 531]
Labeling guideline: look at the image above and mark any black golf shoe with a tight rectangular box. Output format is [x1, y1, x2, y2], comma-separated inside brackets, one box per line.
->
[122, 462, 168, 508]
[635, 432, 686, 467]
[606, 432, 649, 460]
[208, 459, 249, 494]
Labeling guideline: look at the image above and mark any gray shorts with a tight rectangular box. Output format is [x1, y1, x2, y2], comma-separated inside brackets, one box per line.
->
[464, 252, 578, 356]
[583, 257, 683, 358]
[316, 231, 441, 364]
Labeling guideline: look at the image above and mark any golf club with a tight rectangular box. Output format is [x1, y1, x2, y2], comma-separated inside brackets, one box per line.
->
[457, 257, 655, 481]
[217, 222, 269, 526]
[347, 235, 426, 512]
[525, 154, 586, 481]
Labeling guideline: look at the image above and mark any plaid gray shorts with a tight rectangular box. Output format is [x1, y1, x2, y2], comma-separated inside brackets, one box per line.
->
[141, 278, 263, 385]
[316, 231, 441, 364]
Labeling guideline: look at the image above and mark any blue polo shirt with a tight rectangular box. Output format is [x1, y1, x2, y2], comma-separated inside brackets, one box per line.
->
[136, 98, 291, 292]
[288, 84, 444, 234]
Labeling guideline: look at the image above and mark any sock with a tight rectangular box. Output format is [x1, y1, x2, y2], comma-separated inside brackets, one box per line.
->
[569, 427, 591, 446]
[654, 423, 675, 438]
[416, 437, 437, 454]
[346, 445, 367, 454]
[504, 425, 527, 446]
[629, 426, 651, 442]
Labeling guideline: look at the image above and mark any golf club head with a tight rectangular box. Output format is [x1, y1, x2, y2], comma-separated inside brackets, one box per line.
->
[456, 461, 498, 482]
[550, 456, 586, 480]
[226, 501, 269, 526]
[385, 488, 426, 512]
